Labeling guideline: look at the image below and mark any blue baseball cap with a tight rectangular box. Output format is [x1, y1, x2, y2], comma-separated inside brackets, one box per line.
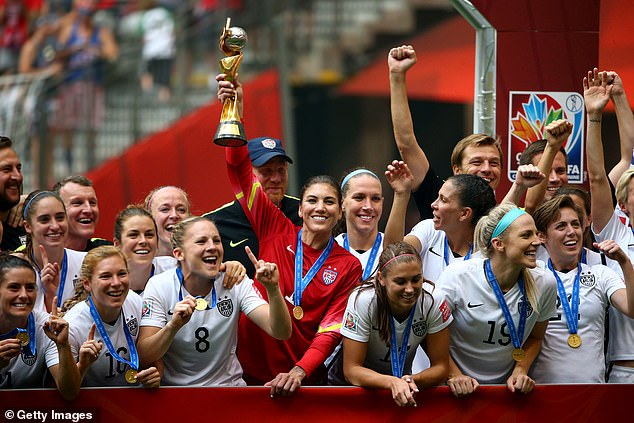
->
[247, 137, 293, 167]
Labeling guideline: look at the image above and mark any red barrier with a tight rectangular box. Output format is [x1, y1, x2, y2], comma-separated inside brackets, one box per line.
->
[0, 384, 630, 422]
[86, 69, 283, 239]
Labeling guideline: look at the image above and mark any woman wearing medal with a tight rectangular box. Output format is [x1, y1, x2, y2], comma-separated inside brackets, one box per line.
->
[436, 203, 557, 397]
[137, 217, 291, 386]
[22, 190, 87, 313]
[331, 242, 451, 407]
[530, 195, 634, 383]
[225, 141, 362, 395]
[113, 205, 176, 295]
[59, 246, 160, 387]
[1, 254, 81, 399]
[336, 169, 384, 278]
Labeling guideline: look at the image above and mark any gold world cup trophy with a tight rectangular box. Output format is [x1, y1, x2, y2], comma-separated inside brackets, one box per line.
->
[213, 18, 248, 147]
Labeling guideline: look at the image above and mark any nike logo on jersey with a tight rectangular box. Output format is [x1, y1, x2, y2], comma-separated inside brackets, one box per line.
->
[168, 309, 174, 315]
[286, 245, 295, 254]
[467, 302, 483, 308]
[229, 238, 249, 248]
[428, 247, 441, 257]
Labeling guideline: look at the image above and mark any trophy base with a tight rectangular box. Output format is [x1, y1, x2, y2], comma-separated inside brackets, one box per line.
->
[214, 120, 247, 147]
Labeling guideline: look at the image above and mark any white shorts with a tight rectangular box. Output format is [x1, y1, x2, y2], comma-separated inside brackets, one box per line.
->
[608, 364, 634, 383]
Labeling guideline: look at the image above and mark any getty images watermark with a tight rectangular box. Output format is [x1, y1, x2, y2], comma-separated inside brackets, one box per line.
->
[3, 408, 98, 423]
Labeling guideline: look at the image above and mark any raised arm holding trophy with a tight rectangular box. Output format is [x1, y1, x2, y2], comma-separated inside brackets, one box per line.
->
[214, 18, 248, 147]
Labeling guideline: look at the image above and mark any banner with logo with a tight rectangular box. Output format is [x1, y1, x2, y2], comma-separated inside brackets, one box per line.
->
[508, 91, 585, 183]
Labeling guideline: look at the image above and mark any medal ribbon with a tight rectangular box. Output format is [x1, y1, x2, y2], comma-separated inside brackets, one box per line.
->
[87, 296, 138, 372]
[484, 259, 527, 351]
[343, 232, 382, 280]
[580, 248, 587, 265]
[443, 235, 472, 266]
[388, 306, 416, 378]
[547, 260, 581, 336]
[176, 267, 216, 309]
[1, 313, 36, 355]
[294, 229, 334, 307]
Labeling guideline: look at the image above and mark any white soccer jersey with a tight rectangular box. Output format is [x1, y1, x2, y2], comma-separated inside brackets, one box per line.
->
[408, 219, 472, 283]
[537, 245, 606, 267]
[0, 311, 56, 388]
[34, 248, 87, 313]
[335, 284, 451, 380]
[48, 291, 143, 387]
[436, 258, 557, 384]
[531, 262, 625, 383]
[152, 256, 177, 275]
[140, 268, 267, 386]
[592, 210, 634, 364]
[335, 232, 383, 278]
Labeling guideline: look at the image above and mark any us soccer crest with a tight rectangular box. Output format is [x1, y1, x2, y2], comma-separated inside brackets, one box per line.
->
[508, 91, 585, 183]
[412, 319, 427, 337]
[518, 300, 534, 318]
[580, 272, 596, 288]
[126, 316, 139, 336]
[217, 297, 234, 317]
[21, 348, 36, 366]
[322, 268, 338, 285]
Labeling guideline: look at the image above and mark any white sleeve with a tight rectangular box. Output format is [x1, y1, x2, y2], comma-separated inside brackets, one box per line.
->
[340, 288, 373, 343]
[237, 276, 268, 316]
[140, 278, 168, 328]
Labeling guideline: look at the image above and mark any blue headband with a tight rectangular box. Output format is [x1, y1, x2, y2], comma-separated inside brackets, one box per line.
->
[491, 208, 527, 239]
[341, 169, 379, 190]
[23, 191, 52, 220]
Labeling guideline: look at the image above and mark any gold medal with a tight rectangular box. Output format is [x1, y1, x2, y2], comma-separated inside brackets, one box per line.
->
[16, 332, 30, 347]
[293, 306, 304, 320]
[195, 297, 208, 311]
[125, 369, 138, 384]
[567, 333, 582, 348]
[511, 348, 525, 362]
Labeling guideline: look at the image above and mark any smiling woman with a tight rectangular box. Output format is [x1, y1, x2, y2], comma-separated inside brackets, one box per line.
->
[21, 190, 86, 313]
[328, 242, 452, 408]
[113, 205, 176, 294]
[57, 246, 160, 389]
[225, 144, 362, 396]
[136, 216, 291, 387]
[530, 195, 634, 383]
[144, 186, 191, 257]
[435, 203, 557, 397]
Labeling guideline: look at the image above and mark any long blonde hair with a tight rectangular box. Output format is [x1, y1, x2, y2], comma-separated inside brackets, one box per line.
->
[474, 203, 537, 309]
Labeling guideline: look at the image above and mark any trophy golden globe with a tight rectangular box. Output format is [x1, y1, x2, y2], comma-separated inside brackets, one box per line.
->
[214, 18, 248, 147]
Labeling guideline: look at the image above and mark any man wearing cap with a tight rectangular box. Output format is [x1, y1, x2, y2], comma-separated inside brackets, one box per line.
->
[204, 136, 301, 277]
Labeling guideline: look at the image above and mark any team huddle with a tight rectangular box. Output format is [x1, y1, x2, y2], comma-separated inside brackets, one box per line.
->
[2, 45, 634, 407]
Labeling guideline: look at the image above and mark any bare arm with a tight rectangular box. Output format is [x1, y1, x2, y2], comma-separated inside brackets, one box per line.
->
[243, 247, 292, 340]
[383, 161, 421, 252]
[607, 72, 634, 186]
[507, 320, 548, 394]
[137, 296, 196, 367]
[411, 327, 450, 389]
[388, 45, 429, 190]
[584, 69, 614, 232]
[501, 164, 545, 206]
[342, 337, 418, 407]
[596, 240, 634, 318]
[524, 119, 572, 213]
[99, 26, 118, 62]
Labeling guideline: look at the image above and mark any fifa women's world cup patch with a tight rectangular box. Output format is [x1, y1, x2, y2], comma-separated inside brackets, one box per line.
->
[343, 311, 358, 333]
[142, 300, 152, 318]
[508, 91, 585, 184]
